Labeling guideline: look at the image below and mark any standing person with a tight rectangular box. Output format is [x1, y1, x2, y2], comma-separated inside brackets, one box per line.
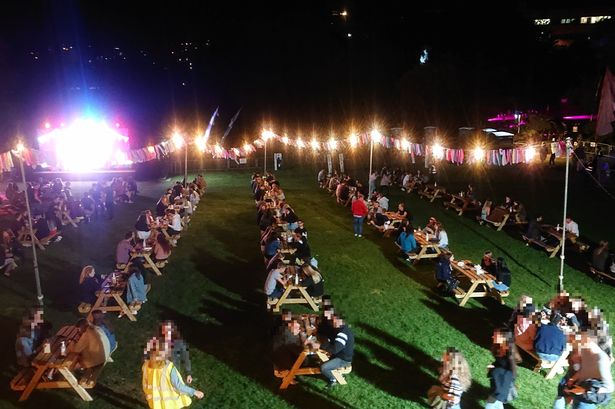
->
[435, 253, 454, 294]
[379, 172, 391, 195]
[428, 348, 472, 409]
[549, 140, 557, 167]
[309, 314, 354, 388]
[485, 329, 517, 408]
[368, 171, 378, 196]
[351, 193, 368, 238]
[592, 241, 610, 272]
[103, 182, 115, 220]
[160, 321, 193, 385]
[317, 169, 327, 187]
[142, 337, 204, 409]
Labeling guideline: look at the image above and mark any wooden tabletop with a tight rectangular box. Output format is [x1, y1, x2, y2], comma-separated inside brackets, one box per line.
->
[32, 325, 82, 368]
[414, 230, 440, 247]
[451, 260, 496, 282]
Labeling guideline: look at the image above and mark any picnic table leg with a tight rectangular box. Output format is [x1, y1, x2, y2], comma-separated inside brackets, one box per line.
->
[33, 235, 45, 251]
[87, 294, 106, 320]
[273, 287, 293, 313]
[280, 351, 307, 390]
[315, 351, 347, 385]
[298, 287, 319, 311]
[112, 294, 137, 321]
[545, 350, 569, 380]
[57, 367, 93, 401]
[549, 244, 561, 258]
[64, 212, 78, 228]
[18, 365, 47, 401]
[412, 247, 427, 265]
[144, 254, 162, 276]
[459, 281, 480, 307]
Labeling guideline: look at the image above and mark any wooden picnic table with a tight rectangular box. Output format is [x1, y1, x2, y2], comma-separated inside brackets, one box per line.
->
[279, 314, 350, 389]
[484, 206, 513, 231]
[451, 260, 508, 306]
[87, 271, 137, 321]
[10, 325, 99, 401]
[417, 184, 446, 203]
[406, 230, 442, 263]
[130, 248, 162, 276]
[444, 193, 480, 216]
[384, 211, 406, 221]
[271, 266, 320, 313]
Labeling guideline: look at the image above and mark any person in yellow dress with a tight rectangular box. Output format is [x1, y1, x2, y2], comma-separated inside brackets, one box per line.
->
[142, 337, 204, 409]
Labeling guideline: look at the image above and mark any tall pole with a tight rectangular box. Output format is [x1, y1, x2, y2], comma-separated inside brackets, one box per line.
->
[368, 137, 374, 197]
[184, 142, 188, 187]
[558, 137, 571, 292]
[264, 138, 268, 174]
[17, 153, 44, 306]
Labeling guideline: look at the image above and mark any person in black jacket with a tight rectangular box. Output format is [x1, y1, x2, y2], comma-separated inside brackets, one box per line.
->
[485, 329, 517, 408]
[493, 257, 512, 292]
[435, 253, 453, 293]
[310, 314, 354, 388]
[525, 215, 543, 241]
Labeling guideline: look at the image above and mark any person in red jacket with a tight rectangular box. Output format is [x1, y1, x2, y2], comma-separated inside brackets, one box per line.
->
[351, 193, 369, 237]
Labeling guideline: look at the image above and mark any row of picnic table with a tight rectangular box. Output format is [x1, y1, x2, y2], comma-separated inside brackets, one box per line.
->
[255, 179, 350, 388]
[10, 183, 201, 402]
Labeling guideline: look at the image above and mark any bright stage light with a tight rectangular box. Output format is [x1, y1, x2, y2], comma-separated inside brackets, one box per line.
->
[296, 138, 305, 149]
[261, 129, 275, 140]
[44, 122, 51, 129]
[147, 146, 156, 154]
[172, 131, 184, 149]
[328, 138, 338, 150]
[37, 118, 130, 171]
[349, 133, 358, 148]
[473, 146, 485, 162]
[526, 146, 536, 161]
[243, 143, 252, 152]
[370, 129, 382, 143]
[195, 135, 207, 152]
[432, 143, 444, 160]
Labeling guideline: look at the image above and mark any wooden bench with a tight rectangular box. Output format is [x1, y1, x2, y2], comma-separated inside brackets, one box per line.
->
[417, 185, 445, 203]
[590, 266, 615, 283]
[443, 195, 481, 216]
[522, 235, 560, 258]
[515, 342, 569, 379]
[483, 207, 511, 231]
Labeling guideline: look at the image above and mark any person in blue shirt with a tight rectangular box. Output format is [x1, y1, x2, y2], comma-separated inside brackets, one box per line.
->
[126, 267, 148, 308]
[91, 309, 117, 353]
[397, 225, 417, 258]
[534, 314, 566, 362]
[264, 233, 281, 260]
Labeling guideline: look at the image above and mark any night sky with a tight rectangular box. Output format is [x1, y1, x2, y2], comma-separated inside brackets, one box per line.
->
[0, 0, 613, 148]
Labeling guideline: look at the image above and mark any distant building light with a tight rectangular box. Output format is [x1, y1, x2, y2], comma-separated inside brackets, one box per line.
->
[341, 10, 348, 16]
[534, 18, 550, 25]
[560, 18, 576, 24]
[347, 33, 352, 38]
[419, 48, 429, 64]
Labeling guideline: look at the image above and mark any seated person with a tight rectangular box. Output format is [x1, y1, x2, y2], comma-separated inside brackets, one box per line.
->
[308, 314, 354, 388]
[533, 314, 567, 362]
[70, 318, 107, 369]
[376, 192, 389, 211]
[291, 230, 311, 261]
[79, 265, 102, 306]
[501, 196, 514, 212]
[525, 215, 544, 241]
[423, 217, 439, 235]
[514, 304, 537, 352]
[271, 319, 304, 375]
[264, 233, 281, 260]
[0, 231, 19, 277]
[264, 262, 288, 303]
[435, 253, 453, 292]
[592, 241, 610, 272]
[91, 309, 117, 354]
[126, 267, 148, 309]
[153, 234, 172, 263]
[493, 257, 511, 292]
[281, 206, 299, 231]
[15, 318, 35, 367]
[300, 263, 324, 298]
[479, 200, 492, 223]
[155, 195, 169, 217]
[135, 211, 152, 243]
[437, 225, 449, 250]
[564, 215, 579, 238]
[34, 216, 59, 244]
[116, 232, 135, 268]
[166, 209, 182, 237]
[480, 251, 497, 276]
[295, 220, 308, 239]
[514, 202, 527, 223]
[396, 202, 410, 221]
[396, 224, 417, 257]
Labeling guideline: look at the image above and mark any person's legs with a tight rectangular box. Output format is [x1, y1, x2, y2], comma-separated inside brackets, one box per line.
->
[492, 282, 509, 292]
[320, 358, 349, 383]
[484, 396, 504, 409]
[553, 397, 567, 409]
[357, 216, 364, 236]
[353, 217, 360, 235]
[571, 398, 596, 409]
[537, 352, 562, 362]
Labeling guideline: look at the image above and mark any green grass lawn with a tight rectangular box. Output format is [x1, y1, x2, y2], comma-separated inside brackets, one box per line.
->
[0, 167, 614, 409]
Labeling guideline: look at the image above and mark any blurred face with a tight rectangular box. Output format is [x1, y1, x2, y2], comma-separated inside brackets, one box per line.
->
[289, 320, 301, 335]
[89, 268, 95, 277]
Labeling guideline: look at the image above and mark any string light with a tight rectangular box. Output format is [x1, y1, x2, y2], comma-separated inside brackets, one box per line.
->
[370, 129, 382, 143]
[261, 129, 275, 140]
[472, 146, 485, 162]
[281, 136, 289, 144]
[401, 138, 410, 150]
[14, 142, 25, 154]
[349, 133, 358, 148]
[328, 138, 338, 150]
[171, 131, 184, 149]
[296, 138, 305, 149]
[432, 143, 444, 160]
[310, 138, 320, 150]
[147, 146, 156, 153]
[195, 135, 207, 152]
[214, 143, 224, 155]
[525, 146, 536, 161]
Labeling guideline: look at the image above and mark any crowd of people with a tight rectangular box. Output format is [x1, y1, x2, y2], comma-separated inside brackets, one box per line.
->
[252, 172, 355, 388]
[13, 174, 208, 408]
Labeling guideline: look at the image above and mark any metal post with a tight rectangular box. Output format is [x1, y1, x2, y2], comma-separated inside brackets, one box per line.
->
[18, 155, 44, 306]
[558, 137, 571, 292]
[264, 139, 268, 174]
[368, 137, 374, 197]
[184, 143, 188, 187]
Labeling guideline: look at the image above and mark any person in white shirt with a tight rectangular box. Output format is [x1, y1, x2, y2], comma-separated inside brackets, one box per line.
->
[167, 209, 183, 236]
[376, 193, 389, 211]
[401, 172, 411, 191]
[565, 216, 579, 237]
[438, 228, 449, 249]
